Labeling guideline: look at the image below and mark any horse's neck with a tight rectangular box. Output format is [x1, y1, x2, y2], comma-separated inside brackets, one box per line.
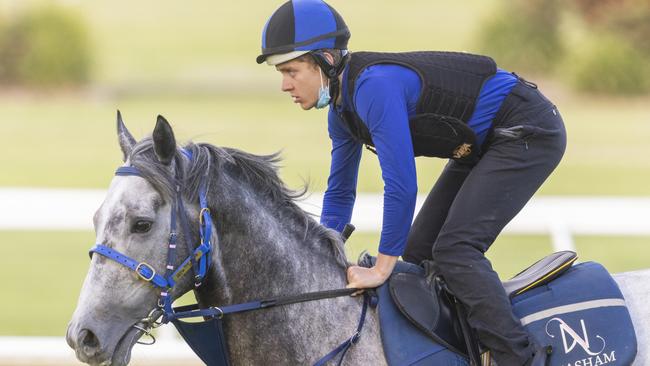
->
[197, 181, 348, 306]
[192, 175, 385, 366]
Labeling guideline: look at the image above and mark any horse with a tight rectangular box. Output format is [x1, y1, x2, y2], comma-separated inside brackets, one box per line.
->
[66, 114, 385, 366]
[67, 114, 649, 366]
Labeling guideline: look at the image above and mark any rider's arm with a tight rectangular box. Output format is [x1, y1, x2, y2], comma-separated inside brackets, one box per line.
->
[354, 70, 418, 257]
[345, 71, 417, 290]
[320, 109, 362, 233]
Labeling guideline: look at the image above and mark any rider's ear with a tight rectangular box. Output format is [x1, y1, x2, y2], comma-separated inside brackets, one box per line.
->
[322, 51, 335, 65]
[117, 110, 136, 162]
[153, 115, 176, 165]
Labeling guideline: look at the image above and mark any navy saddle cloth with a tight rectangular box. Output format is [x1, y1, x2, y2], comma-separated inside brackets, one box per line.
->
[512, 261, 636, 366]
[371, 257, 636, 366]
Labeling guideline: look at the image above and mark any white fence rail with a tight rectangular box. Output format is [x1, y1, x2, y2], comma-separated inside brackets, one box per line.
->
[2, 188, 650, 251]
[2, 188, 650, 364]
[0, 336, 201, 366]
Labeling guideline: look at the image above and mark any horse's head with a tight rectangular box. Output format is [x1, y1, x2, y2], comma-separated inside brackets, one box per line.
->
[66, 113, 199, 366]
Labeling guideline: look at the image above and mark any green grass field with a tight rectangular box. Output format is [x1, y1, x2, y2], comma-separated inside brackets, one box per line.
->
[0, 0, 649, 338]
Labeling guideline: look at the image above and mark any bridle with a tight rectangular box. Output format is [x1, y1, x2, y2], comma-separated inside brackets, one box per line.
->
[87, 149, 371, 366]
[89, 149, 213, 341]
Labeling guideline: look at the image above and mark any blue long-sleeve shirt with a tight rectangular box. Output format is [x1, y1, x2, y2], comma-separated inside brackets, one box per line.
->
[321, 63, 517, 256]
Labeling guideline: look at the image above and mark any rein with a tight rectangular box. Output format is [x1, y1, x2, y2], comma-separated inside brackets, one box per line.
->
[88, 150, 369, 366]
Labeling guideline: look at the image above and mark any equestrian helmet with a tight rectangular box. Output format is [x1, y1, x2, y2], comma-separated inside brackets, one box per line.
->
[257, 0, 350, 65]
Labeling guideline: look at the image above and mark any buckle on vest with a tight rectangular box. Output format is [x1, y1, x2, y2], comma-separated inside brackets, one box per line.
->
[136, 262, 156, 282]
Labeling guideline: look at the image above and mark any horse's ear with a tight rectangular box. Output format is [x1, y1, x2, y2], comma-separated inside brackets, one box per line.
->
[153, 115, 176, 165]
[117, 110, 136, 162]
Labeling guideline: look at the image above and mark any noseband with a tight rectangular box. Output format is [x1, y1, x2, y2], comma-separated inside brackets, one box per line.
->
[88, 149, 370, 366]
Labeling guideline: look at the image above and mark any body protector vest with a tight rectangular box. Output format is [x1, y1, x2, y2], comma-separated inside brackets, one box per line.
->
[339, 51, 497, 163]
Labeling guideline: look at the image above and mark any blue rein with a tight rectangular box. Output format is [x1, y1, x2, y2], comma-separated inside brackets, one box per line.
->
[88, 150, 368, 366]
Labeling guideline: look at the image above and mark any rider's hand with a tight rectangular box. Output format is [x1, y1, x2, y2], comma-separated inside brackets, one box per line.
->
[346, 253, 398, 296]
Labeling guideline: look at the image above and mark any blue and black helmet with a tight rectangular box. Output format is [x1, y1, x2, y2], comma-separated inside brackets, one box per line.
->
[257, 0, 350, 65]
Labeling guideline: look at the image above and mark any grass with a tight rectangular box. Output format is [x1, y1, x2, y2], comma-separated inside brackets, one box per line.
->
[0, 231, 94, 336]
[1, 230, 647, 336]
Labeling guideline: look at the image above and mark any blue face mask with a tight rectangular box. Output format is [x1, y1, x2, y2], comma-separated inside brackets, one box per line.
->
[315, 69, 331, 109]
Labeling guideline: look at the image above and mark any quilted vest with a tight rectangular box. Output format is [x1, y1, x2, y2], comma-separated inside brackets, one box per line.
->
[339, 51, 497, 162]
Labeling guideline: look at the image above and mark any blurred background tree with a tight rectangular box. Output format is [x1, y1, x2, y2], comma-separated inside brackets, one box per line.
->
[0, 5, 91, 87]
[475, 0, 565, 74]
[475, 0, 650, 94]
[573, 0, 650, 53]
[568, 0, 650, 94]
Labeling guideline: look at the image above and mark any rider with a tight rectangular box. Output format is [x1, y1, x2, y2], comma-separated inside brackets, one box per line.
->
[257, 1, 565, 365]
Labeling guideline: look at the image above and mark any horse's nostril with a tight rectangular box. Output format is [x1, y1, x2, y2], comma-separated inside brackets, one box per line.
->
[79, 328, 101, 358]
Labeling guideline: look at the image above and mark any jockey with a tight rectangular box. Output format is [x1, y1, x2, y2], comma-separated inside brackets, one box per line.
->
[257, 1, 565, 365]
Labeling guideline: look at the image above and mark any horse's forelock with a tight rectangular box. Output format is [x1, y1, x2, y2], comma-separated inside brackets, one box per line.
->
[128, 138, 177, 202]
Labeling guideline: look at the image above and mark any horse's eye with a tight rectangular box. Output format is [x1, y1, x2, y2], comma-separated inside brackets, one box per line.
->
[132, 220, 152, 233]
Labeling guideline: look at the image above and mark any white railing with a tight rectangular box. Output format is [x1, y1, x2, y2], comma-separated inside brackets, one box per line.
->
[2, 188, 650, 251]
[0, 335, 201, 366]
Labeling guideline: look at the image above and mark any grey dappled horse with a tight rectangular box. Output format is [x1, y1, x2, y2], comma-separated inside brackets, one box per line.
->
[66, 115, 385, 366]
[67, 115, 650, 366]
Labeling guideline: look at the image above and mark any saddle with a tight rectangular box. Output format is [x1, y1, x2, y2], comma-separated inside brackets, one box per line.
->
[366, 250, 637, 366]
[385, 251, 578, 362]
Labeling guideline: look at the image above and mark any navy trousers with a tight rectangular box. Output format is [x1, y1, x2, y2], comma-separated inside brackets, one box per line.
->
[402, 81, 567, 366]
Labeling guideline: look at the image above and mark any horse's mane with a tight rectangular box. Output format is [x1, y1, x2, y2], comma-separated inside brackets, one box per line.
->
[128, 138, 348, 267]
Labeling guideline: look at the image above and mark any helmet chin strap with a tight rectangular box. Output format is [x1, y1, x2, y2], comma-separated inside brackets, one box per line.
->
[311, 50, 350, 105]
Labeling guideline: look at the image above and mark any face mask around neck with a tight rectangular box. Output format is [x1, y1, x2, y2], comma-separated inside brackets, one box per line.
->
[315, 68, 331, 109]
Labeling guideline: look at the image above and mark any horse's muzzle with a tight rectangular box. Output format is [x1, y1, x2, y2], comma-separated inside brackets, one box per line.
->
[66, 325, 110, 365]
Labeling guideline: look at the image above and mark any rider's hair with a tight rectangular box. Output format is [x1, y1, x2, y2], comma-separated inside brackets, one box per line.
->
[296, 49, 345, 67]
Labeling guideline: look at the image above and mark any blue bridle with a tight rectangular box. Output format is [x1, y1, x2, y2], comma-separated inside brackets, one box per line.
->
[89, 149, 214, 323]
[88, 149, 369, 366]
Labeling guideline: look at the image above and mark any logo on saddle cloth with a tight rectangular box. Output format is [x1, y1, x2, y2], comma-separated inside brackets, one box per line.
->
[545, 318, 616, 366]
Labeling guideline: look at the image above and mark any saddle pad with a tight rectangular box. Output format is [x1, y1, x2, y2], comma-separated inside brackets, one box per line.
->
[376, 260, 468, 366]
[511, 261, 637, 366]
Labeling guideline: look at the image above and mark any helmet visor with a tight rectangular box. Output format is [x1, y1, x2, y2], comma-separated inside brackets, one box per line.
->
[262, 50, 311, 66]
